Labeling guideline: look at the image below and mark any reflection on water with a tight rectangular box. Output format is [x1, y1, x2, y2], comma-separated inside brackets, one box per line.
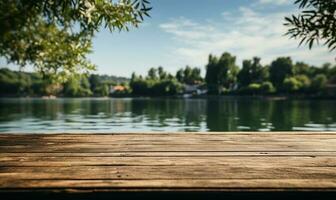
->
[0, 97, 335, 133]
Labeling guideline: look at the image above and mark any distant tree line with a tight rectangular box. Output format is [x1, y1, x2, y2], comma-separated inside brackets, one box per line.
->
[0, 68, 129, 97]
[204, 52, 336, 96]
[130, 52, 336, 97]
[1, 52, 336, 97]
[130, 67, 184, 96]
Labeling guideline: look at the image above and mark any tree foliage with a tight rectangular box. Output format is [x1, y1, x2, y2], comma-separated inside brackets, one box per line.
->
[285, 0, 336, 51]
[0, 68, 128, 97]
[237, 57, 266, 87]
[260, 81, 276, 94]
[269, 57, 294, 90]
[130, 67, 183, 96]
[283, 77, 302, 92]
[205, 52, 239, 94]
[176, 66, 203, 85]
[63, 76, 92, 97]
[311, 74, 328, 91]
[0, 0, 151, 81]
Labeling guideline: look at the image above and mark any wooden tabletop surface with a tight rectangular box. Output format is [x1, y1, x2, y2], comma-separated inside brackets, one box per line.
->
[1, 132, 336, 193]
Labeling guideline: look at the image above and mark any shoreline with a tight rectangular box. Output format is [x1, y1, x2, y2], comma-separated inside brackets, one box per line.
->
[0, 94, 335, 100]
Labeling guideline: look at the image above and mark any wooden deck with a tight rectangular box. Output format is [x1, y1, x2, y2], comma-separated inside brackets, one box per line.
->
[1, 132, 336, 199]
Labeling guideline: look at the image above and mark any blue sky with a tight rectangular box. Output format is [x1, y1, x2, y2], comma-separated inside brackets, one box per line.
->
[3, 0, 335, 77]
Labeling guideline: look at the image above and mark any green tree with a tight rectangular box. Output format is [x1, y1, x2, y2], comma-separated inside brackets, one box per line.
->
[238, 60, 253, 87]
[283, 77, 301, 93]
[295, 74, 311, 92]
[246, 83, 261, 95]
[42, 77, 63, 96]
[269, 57, 294, 90]
[176, 66, 203, 85]
[63, 79, 80, 97]
[183, 66, 193, 84]
[237, 57, 265, 87]
[205, 54, 218, 93]
[0, 68, 40, 96]
[130, 67, 183, 96]
[0, 68, 20, 95]
[158, 66, 168, 80]
[95, 83, 110, 97]
[89, 74, 101, 93]
[190, 67, 203, 84]
[260, 81, 276, 94]
[176, 69, 184, 83]
[63, 76, 92, 97]
[130, 75, 151, 95]
[152, 79, 183, 96]
[147, 68, 158, 80]
[217, 53, 238, 89]
[329, 65, 336, 84]
[311, 74, 328, 91]
[282, 75, 311, 93]
[294, 62, 312, 76]
[0, 0, 151, 81]
[205, 52, 238, 94]
[285, 0, 336, 51]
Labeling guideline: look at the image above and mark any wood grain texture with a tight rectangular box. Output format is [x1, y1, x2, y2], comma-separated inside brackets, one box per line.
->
[1, 132, 336, 192]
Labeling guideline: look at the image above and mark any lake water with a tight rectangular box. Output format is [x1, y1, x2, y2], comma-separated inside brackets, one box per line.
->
[0, 97, 335, 133]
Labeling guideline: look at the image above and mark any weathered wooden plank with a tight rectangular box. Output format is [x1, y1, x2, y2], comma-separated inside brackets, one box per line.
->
[1, 144, 335, 153]
[2, 138, 336, 146]
[2, 152, 336, 157]
[1, 165, 336, 180]
[1, 133, 336, 139]
[1, 132, 336, 193]
[0, 156, 335, 167]
[1, 133, 336, 145]
[1, 133, 335, 148]
[1, 134, 336, 152]
[1, 179, 336, 191]
[1, 132, 336, 136]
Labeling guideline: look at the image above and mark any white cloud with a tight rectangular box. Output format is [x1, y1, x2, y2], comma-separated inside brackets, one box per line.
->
[258, 0, 290, 5]
[159, 6, 334, 68]
[159, 17, 214, 41]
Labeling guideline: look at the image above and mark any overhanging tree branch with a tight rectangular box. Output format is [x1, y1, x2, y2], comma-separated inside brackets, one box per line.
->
[0, 0, 152, 82]
[284, 0, 336, 51]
